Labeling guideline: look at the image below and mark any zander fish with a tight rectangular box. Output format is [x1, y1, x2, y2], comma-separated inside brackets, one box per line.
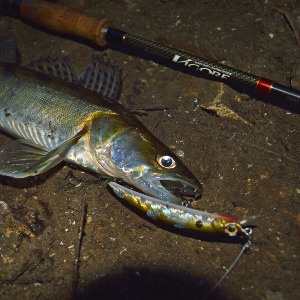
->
[0, 35, 202, 204]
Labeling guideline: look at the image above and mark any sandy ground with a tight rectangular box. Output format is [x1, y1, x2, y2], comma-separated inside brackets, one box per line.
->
[0, 0, 299, 299]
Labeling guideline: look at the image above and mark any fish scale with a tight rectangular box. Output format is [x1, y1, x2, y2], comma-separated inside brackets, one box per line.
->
[0, 65, 105, 148]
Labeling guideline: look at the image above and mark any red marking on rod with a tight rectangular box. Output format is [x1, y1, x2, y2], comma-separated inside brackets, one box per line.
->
[256, 77, 274, 94]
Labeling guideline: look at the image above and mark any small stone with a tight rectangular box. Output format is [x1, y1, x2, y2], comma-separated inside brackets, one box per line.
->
[265, 289, 285, 300]
[291, 62, 300, 89]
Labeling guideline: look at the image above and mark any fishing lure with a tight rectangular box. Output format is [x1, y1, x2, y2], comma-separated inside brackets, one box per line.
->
[108, 182, 257, 237]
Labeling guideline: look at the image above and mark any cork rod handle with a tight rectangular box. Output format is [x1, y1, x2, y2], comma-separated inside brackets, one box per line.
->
[2, 0, 113, 46]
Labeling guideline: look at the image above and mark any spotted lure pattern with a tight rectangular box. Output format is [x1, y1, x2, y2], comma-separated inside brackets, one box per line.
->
[108, 182, 255, 237]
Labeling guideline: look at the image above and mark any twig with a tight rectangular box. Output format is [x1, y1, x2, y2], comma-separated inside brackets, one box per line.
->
[72, 198, 87, 300]
[131, 107, 169, 116]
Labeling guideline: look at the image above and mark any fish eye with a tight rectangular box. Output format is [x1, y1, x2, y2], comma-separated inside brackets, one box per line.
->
[157, 155, 176, 169]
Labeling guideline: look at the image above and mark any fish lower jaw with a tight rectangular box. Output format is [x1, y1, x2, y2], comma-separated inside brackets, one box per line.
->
[133, 178, 200, 205]
[150, 181, 183, 205]
[159, 179, 202, 204]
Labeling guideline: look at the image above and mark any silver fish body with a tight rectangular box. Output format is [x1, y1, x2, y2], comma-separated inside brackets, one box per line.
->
[0, 35, 202, 204]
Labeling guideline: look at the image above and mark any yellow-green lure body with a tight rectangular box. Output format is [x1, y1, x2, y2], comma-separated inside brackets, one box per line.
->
[108, 182, 255, 237]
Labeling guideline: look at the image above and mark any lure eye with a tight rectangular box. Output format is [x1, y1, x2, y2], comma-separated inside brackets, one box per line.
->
[157, 155, 176, 169]
[225, 223, 238, 236]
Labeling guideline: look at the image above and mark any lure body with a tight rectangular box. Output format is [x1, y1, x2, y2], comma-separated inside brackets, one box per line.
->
[108, 182, 251, 236]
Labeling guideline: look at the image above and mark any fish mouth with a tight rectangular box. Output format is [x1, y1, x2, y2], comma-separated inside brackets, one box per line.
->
[161, 180, 202, 203]
[131, 172, 202, 205]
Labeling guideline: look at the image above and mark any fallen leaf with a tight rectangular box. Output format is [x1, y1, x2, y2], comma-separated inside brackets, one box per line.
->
[275, 8, 300, 45]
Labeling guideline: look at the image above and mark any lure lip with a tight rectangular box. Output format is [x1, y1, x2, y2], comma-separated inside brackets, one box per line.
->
[238, 215, 261, 226]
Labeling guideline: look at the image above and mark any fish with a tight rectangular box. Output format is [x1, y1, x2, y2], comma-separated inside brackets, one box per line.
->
[0, 35, 202, 204]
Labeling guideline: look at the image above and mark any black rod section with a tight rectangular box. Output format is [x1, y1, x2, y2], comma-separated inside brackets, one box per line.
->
[105, 27, 300, 106]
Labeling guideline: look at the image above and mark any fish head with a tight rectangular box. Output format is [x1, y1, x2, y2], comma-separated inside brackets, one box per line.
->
[91, 116, 202, 204]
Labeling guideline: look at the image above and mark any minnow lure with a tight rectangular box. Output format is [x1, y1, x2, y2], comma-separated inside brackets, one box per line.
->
[108, 182, 257, 237]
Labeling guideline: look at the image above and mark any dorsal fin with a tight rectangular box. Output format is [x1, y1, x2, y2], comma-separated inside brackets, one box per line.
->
[26, 56, 79, 84]
[0, 34, 17, 64]
[26, 55, 122, 100]
[78, 55, 122, 99]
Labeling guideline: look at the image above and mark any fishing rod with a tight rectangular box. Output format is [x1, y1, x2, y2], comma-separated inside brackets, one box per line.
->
[1, 0, 300, 107]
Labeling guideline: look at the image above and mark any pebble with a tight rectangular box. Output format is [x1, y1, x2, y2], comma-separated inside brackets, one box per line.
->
[291, 62, 300, 89]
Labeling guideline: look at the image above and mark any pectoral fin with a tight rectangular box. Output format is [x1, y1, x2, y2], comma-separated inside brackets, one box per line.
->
[0, 129, 87, 178]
